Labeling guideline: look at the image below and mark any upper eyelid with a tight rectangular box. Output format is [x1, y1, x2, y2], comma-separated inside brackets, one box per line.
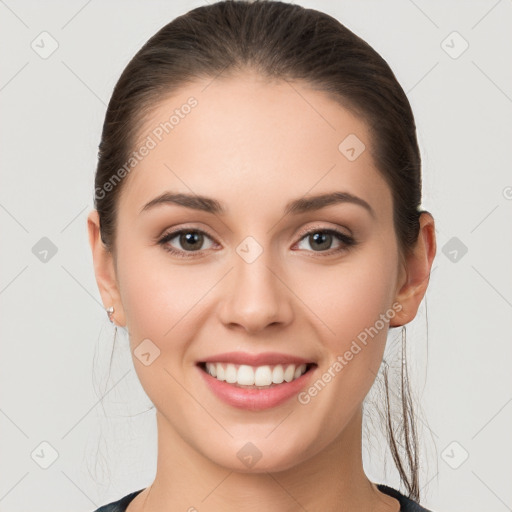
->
[295, 223, 353, 240]
[159, 225, 217, 244]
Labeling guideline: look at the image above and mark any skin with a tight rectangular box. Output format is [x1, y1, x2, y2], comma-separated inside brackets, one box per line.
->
[88, 71, 436, 512]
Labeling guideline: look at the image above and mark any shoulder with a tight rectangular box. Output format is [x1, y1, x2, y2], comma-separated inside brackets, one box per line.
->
[92, 489, 144, 512]
[377, 484, 435, 512]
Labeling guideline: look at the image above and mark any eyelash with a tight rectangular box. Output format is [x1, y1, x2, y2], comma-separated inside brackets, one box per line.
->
[157, 226, 357, 259]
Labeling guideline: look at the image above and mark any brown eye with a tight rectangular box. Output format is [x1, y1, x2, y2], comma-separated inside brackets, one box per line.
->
[158, 229, 216, 258]
[177, 231, 204, 251]
[308, 232, 333, 251]
[295, 228, 356, 255]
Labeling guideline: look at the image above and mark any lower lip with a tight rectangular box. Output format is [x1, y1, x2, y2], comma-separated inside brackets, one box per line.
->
[197, 364, 316, 411]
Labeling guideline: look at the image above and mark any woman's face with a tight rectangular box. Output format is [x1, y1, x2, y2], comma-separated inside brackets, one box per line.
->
[100, 72, 409, 472]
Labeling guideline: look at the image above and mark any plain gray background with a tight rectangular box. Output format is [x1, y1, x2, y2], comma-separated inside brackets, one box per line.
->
[0, 1, 511, 511]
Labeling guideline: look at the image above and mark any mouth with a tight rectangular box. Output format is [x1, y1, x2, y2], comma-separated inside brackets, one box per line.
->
[196, 361, 318, 389]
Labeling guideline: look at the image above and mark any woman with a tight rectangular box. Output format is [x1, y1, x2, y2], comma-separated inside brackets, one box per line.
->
[88, 1, 437, 510]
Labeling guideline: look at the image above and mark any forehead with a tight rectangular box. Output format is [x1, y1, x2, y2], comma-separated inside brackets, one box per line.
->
[118, 72, 392, 224]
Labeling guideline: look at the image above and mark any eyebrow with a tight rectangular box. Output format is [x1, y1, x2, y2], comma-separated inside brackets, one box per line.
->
[139, 190, 375, 219]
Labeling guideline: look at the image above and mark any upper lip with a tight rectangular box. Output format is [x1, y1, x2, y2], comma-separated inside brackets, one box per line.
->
[199, 351, 315, 367]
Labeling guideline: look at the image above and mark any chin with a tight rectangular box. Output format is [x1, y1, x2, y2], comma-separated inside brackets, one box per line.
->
[204, 442, 311, 474]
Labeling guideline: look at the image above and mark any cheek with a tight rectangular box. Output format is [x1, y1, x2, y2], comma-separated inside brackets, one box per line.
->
[115, 246, 209, 399]
[296, 239, 399, 382]
[306, 244, 397, 330]
[290, 252, 398, 427]
[117, 241, 209, 338]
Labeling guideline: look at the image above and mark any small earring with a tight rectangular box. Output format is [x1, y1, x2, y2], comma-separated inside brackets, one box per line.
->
[106, 305, 115, 323]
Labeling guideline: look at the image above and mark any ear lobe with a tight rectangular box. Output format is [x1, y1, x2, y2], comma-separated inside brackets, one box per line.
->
[389, 212, 437, 327]
[87, 209, 126, 327]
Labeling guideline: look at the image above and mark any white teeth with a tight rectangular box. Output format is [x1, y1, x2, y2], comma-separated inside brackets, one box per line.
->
[284, 364, 295, 382]
[204, 362, 308, 386]
[237, 365, 255, 385]
[293, 366, 304, 379]
[225, 364, 237, 383]
[254, 366, 272, 386]
[272, 365, 284, 384]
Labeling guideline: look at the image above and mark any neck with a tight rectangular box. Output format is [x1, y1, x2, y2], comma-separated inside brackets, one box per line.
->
[136, 406, 398, 512]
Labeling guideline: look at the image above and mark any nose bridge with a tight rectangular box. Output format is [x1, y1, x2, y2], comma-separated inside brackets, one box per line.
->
[218, 235, 292, 332]
[236, 243, 278, 295]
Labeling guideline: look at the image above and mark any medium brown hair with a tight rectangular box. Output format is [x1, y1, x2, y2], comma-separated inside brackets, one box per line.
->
[94, 0, 426, 500]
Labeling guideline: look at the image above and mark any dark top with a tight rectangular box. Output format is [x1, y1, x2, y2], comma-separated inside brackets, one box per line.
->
[92, 484, 433, 511]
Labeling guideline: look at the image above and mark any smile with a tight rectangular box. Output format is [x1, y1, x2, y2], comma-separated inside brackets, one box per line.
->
[197, 361, 318, 410]
[199, 362, 314, 388]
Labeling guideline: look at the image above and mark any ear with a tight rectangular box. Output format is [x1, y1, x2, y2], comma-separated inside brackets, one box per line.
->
[87, 209, 127, 327]
[390, 211, 437, 327]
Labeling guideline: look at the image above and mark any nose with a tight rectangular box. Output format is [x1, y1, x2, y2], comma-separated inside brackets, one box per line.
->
[217, 247, 294, 334]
